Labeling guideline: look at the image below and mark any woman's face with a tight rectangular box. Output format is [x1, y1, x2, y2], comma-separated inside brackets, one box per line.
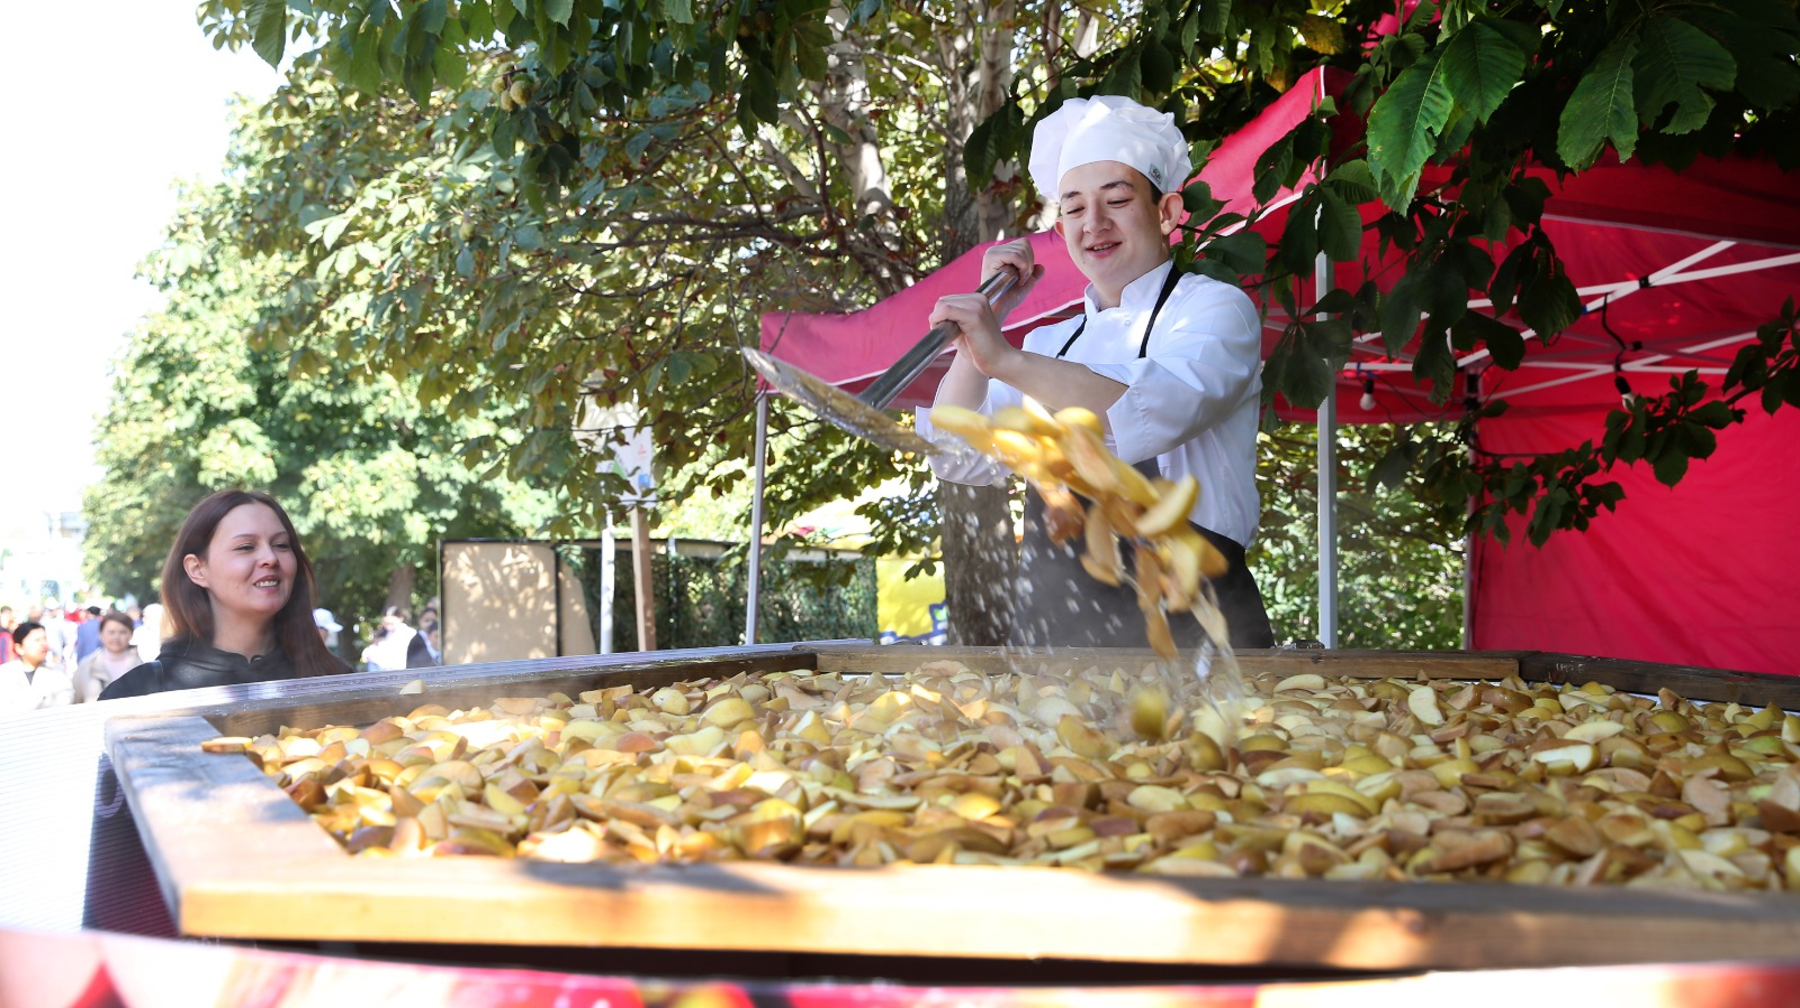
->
[101, 619, 132, 654]
[184, 503, 298, 628]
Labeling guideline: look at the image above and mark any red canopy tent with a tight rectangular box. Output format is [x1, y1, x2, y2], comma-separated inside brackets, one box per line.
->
[754, 68, 1800, 675]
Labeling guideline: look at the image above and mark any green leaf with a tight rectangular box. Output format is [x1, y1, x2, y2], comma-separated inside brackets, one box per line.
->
[1650, 444, 1691, 486]
[1457, 312, 1525, 369]
[1518, 247, 1582, 338]
[1634, 16, 1736, 135]
[545, 0, 574, 26]
[1726, 342, 1769, 390]
[1442, 18, 1527, 122]
[346, 19, 383, 93]
[247, 0, 289, 67]
[1689, 399, 1739, 429]
[1264, 328, 1335, 409]
[1367, 48, 1453, 208]
[1685, 2, 1800, 109]
[1411, 317, 1457, 400]
[1180, 179, 1223, 219]
[1379, 271, 1425, 356]
[1198, 0, 1232, 37]
[1371, 443, 1414, 489]
[1527, 488, 1568, 546]
[1502, 176, 1550, 228]
[416, 0, 449, 34]
[1308, 288, 1360, 316]
[1253, 133, 1294, 203]
[661, 0, 695, 25]
[1141, 37, 1176, 94]
[1317, 187, 1363, 262]
[1764, 376, 1793, 414]
[1202, 230, 1267, 274]
[1322, 160, 1378, 203]
[1558, 36, 1640, 170]
[464, 2, 497, 41]
[1274, 191, 1321, 276]
[964, 104, 1007, 191]
[743, 64, 779, 125]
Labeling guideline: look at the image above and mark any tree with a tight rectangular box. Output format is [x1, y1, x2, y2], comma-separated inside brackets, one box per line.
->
[188, 4, 1162, 644]
[188, 0, 1795, 638]
[1253, 422, 1466, 648]
[207, 0, 1785, 518]
[84, 177, 558, 634]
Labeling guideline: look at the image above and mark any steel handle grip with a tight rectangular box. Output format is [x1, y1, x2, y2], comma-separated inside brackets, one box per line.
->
[857, 270, 1019, 411]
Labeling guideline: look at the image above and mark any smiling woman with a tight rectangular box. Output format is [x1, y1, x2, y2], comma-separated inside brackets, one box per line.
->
[99, 490, 350, 700]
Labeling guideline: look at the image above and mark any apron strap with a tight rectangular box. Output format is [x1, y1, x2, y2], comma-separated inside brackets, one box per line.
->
[1054, 264, 1184, 360]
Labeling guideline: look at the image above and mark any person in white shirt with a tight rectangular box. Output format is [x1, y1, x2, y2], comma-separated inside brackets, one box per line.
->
[360, 606, 418, 672]
[131, 602, 166, 663]
[0, 621, 77, 715]
[921, 94, 1274, 650]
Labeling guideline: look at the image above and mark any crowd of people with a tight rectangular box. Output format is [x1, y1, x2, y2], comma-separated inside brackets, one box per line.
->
[1, 491, 442, 715]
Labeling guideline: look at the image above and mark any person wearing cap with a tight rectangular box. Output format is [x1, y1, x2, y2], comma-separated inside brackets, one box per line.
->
[313, 607, 343, 651]
[921, 94, 1274, 650]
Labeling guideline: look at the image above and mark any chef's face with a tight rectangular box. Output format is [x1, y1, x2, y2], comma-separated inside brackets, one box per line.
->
[1053, 161, 1184, 307]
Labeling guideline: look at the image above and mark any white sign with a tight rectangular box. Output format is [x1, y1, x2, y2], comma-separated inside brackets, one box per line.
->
[579, 398, 656, 504]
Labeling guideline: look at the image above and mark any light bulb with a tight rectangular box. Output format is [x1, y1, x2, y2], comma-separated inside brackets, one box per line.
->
[1358, 377, 1377, 412]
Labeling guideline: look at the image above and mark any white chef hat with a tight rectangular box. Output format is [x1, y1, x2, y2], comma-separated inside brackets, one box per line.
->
[1028, 95, 1191, 204]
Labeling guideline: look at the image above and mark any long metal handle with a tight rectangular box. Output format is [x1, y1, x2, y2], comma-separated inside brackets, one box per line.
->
[857, 270, 1018, 410]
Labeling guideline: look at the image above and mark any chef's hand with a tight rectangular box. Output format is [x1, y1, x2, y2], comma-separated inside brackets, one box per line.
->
[929, 290, 1015, 380]
[980, 237, 1045, 323]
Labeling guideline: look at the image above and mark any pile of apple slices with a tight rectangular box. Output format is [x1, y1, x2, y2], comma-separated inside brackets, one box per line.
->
[211, 662, 1800, 891]
[930, 403, 1226, 659]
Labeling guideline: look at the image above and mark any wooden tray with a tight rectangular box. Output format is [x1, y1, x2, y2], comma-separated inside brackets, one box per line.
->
[106, 645, 1800, 971]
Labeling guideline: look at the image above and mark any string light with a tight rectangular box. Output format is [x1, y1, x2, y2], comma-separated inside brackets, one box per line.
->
[1614, 359, 1636, 406]
[1358, 374, 1378, 412]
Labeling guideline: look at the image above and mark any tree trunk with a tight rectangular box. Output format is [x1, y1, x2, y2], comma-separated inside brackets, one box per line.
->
[818, 5, 908, 296]
[935, 1, 1020, 646]
[937, 481, 1017, 645]
[384, 562, 416, 618]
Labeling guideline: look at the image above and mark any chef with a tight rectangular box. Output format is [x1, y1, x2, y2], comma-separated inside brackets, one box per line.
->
[921, 94, 1275, 650]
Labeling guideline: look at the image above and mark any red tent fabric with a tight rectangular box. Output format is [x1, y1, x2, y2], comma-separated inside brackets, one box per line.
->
[1270, 154, 1800, 426]
[1472, 399, 1800, 677]
[1268, 161, 1800, 675]
[756, 71, 1800, 674]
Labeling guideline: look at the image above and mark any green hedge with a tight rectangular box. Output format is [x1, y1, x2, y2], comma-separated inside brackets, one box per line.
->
[561, 541, 877, 650]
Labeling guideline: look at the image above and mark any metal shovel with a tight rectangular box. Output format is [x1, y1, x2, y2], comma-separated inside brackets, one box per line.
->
[742, 271, 1018, 454]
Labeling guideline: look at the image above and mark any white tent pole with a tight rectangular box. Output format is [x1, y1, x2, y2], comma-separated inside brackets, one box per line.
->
[1497, 330, 1759, 399]
[1454, 241, 1739, 370]
[599, 508, 615, 654]
[1316, 251, 1339, 648]
[746, 391, 769, 645]
[1462, 505, 1476, 650]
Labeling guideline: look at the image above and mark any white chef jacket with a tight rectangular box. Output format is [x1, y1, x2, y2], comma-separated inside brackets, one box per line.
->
[0, 659, 76, 716]
[919, 260, 1264, 547]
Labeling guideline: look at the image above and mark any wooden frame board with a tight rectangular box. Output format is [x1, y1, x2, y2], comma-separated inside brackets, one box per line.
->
[106, 645, 1800, 971]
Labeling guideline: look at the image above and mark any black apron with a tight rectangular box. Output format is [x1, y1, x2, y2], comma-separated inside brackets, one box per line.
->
[1009, 267, 1276, 651]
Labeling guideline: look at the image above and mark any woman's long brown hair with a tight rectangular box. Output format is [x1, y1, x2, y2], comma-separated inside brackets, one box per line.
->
[158, 489, 341, 679]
